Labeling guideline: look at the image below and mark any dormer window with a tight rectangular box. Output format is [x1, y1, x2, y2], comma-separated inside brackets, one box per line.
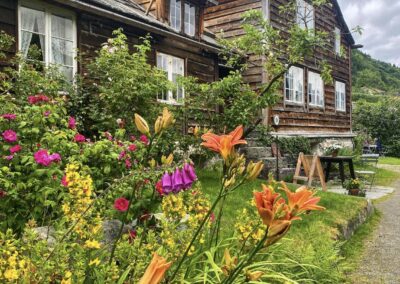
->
[169, 0, 197, 36]
[296, 0, 314, 30]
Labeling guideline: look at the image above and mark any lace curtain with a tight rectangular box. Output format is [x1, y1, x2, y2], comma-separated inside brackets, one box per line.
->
[20, 6, 45, 59]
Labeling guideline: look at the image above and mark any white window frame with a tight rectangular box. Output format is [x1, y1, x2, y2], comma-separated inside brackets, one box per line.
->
[156, 52, 185, 105]
[335, 81, 346, 112]
[334, 27, 341, 55]
[169, 0, 182, 32]
[184, 2, 196, 37]
[18, 0, 77, 81]
[284, 66, 304, 105]
[308, 71, 324, 107]
[296, 0, 315, 31]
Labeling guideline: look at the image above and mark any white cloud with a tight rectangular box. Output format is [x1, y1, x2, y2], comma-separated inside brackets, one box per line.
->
[337, 0, 400, 65]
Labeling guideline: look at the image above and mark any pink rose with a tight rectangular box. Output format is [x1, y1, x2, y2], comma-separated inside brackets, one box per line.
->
[2, 130, 17, 143]
[140, 135, 149, 145]
[118, 151, 126, 161]
[1, 114, 16, 120]
[68, 116, 76, 129]
[44, 111, 51, 117]
[128, 144, 137, 152]
[74, 133, 86, 143]
[28, 94, 50, 105]
[10, 144, 22, 154]
[114, 197, 129, 212]
[4, 155, 13, 160]
[34, 149, 61, 166]
[125, 158, 132, 169]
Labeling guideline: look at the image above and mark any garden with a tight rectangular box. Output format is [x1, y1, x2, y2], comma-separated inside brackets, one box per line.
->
[0, 6, 395, 282]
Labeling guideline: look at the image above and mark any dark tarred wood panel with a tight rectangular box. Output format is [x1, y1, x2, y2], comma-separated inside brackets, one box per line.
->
[204, 0, 353, 134]
[0, 0, 17, 66]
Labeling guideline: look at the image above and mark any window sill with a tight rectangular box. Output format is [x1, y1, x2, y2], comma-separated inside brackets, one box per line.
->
[157, 99, 184, 106]
[308, 104, 324, 109]
[285, 100, 305, 106]
[335, 109, 346, 113]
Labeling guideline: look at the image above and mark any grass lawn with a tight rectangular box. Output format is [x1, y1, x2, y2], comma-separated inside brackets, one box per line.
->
[379, 156, 400, 165]
[198, 169, 369, 282]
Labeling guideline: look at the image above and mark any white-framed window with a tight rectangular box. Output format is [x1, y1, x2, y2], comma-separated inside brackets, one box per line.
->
[184, 2, 196, 36]
[335, 81, 346, 111]
[156, 52, 185, 104]
[308, 71, 324, 107]
[170, 0, 182, 32]
[334, 27, 341, 55]
[296, 0, 314, 31]
[18, 0, 77, 81]
[284, 66, 304, 104]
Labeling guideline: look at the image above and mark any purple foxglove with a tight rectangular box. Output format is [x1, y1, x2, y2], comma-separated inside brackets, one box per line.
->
[182, 166, 193, 189]
[162, 172, 173, 194]
[184, 163, 197, 181]
[173, 168, 184, 192]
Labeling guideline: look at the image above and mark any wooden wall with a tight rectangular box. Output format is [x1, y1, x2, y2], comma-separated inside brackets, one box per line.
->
[205, 0, 353, 134]
[0, 0, 17, 67]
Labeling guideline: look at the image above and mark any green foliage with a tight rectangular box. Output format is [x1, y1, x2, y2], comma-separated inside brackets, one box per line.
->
[352, 50, 400, 95]
[353, 97, 400, 157]
[70, 29, 169, 133]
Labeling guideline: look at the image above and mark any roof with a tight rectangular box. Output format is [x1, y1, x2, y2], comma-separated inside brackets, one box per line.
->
[332, 0, 355, 46]
[55, 0, 219, 51]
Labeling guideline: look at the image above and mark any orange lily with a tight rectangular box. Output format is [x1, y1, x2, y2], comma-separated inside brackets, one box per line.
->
[284, 185, 325, 217]
[201, 125, 246, 160]
[139, 253, 172, 284]
[253, 184, 286, 226]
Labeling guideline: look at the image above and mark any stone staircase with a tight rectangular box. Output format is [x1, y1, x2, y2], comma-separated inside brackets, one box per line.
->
[241, 138, 296, 179]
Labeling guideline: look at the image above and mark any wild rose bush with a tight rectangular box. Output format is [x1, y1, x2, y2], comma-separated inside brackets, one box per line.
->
[0, 102, 325, 283]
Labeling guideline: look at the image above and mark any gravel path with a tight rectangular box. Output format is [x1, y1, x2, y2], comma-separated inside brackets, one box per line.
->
[352, 165, 400, 283]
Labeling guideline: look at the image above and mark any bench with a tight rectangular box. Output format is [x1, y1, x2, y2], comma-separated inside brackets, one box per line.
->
[355, 154, 379, 190]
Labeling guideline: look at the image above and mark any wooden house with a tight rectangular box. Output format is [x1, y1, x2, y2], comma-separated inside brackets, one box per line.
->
[0, 0, 357, 142]
[204, 0, 357, 140]
[0, 0, 220, 104]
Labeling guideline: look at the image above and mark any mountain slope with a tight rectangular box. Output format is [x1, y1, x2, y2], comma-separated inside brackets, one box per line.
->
[352, 50, 400, 96]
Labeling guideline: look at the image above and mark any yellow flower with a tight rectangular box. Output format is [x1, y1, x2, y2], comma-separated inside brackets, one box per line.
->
[161, 107, 175, 129]
[161, 154, 174, 165]
[4, 269, 18, 280]
[134, 113, 150, 135]
[246, 161, 264, 180]
[154, 116, 163, 134]
[89, 258, 101, 266]
[85, 240, 101, 249]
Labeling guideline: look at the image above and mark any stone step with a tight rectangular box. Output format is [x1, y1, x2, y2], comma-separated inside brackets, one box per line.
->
[241, 146, 272, 159]
[246, 138, 267, 147]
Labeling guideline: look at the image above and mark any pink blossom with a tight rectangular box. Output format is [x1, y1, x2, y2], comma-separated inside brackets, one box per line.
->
[128, 144, 137, 152]
[74, 133, 86, 143]
[125, 158, 132, 169]
[118, 151, 126, 160]
[140, 135, 149, 145]
[130, 135, 136, 141]
[2, 130, 17, 143]
[0, 190, 6, 198]
[68, 116, 76, 129]
[114, 197, 129, 212]
[104, 132, 113, 141]
[10, 145, 22, 154]
[1, 114, 16, 120]
[28, 94, 50, 105]
[44, 111, 51, 117]
[4, 155, 13, 161]
[61, 175, 68, 187]
[34, 149, 61, 166]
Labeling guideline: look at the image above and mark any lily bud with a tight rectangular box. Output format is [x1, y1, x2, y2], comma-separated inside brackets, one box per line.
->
[246, 161, 264, 180]
[246, 270, 264, 281]
[161, 107, 174, 129]
[155, 116, 163, 134]
[193, 125, 200, 137]
[134, 114, 150, 135]
[161, 154, 174, 165]
[149, 159, 156, 168]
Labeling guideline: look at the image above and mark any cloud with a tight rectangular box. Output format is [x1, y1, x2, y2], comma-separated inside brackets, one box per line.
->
[337, 0, 400, 66]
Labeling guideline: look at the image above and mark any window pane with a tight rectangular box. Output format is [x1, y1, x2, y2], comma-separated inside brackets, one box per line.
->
[184, 3, 196, 36]
[52, 15, 73, 40]
[60, 66, 73, 82]
[170, 0, 181, 31]
[51, 38, 73, 66]
[21, 7, 45, 34]
[21, 31, 46, 61]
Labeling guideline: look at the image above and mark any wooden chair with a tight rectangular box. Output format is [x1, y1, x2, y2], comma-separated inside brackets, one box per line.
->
[355, 154, 379, 190]
[293, 153, 327, 191]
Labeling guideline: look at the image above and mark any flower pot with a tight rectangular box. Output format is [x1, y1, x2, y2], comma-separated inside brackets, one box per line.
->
[348, 188, 360, 196]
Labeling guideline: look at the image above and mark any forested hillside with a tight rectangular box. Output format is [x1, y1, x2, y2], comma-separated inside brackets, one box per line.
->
[352, 50, 400, 96]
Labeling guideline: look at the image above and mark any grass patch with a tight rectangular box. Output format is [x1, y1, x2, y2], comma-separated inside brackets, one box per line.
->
[198, 169, 369, 283]
[340, 209, 382, 282]
[379, 156, 400, 165]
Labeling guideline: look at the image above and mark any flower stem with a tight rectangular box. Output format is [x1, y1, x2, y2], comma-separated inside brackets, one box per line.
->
[167, 193, 223, 283]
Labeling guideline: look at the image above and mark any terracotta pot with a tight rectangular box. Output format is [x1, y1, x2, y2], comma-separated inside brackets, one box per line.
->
[349, 188, 360, 196]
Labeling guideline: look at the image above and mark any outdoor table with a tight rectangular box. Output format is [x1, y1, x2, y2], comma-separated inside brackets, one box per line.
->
[319, 156, 356, 184]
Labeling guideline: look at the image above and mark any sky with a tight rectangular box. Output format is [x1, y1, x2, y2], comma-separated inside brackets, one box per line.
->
[337, 0, 400, 66]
